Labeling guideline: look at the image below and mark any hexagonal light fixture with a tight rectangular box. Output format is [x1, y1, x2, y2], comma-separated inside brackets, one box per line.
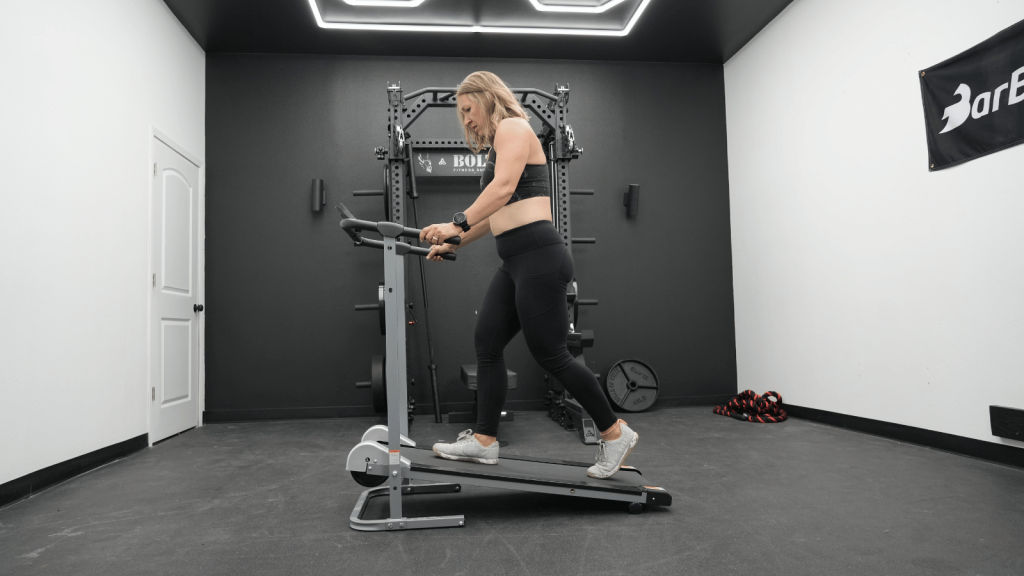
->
[310, 0, 653, 36]
[528, 0, 629, 13]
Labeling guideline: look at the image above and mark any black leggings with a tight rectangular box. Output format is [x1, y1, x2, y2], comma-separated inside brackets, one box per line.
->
[474, 220, 618, 437]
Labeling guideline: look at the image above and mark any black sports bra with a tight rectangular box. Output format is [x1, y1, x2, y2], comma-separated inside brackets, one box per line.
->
[479, 148, 551, 205]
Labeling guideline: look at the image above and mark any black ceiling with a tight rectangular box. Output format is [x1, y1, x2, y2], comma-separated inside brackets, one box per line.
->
[163, 0, 793, 64]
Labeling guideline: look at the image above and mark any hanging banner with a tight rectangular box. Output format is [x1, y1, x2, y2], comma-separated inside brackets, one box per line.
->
[919, 19, 1024, 170]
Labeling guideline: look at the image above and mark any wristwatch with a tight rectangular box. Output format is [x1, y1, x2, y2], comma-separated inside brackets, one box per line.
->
[453, 212, 471, 232]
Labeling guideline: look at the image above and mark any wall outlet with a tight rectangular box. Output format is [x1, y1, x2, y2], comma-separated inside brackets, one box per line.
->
[990, 406, 1024, 441]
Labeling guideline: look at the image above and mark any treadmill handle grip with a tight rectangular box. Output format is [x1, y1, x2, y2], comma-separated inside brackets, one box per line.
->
[408, 245, 457, 261]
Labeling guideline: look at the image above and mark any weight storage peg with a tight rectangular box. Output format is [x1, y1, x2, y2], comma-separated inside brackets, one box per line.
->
[353, 282, 386, 335]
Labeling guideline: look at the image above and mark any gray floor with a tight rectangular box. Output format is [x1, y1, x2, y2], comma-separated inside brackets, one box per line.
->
[2, 407, 1022, 575]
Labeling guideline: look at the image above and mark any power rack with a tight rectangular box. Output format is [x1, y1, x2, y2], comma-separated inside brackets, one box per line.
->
[376, 82, 582, 247]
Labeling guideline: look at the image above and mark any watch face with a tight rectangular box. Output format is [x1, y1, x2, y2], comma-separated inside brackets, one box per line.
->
[454, 212, 466, 224]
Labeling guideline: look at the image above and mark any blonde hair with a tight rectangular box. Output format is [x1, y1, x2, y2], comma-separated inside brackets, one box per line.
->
[456, 71, 530, 153]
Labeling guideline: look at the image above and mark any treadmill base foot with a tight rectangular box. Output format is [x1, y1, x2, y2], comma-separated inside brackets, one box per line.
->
[350, 482, 466, 531]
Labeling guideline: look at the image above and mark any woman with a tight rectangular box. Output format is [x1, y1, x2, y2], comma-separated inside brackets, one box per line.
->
[418, 71, 637, 479]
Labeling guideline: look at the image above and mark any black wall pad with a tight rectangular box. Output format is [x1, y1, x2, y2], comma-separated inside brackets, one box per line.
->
[990, 405, 1024, 441]
[203, 404, 522, 423]
[204, 395, 734, 424]
[204, 401, 548, 423]
[204, 406, 379, 423]
[787, 405, 1024, 471]
[657, 394, 737, 408]
[0, 434, 148, 509]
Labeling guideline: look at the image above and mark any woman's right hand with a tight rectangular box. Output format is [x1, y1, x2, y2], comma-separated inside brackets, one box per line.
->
[426, 243, 456, 262]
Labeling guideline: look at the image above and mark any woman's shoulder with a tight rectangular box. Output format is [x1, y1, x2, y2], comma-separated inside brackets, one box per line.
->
[493, 117, 533, 148]
[495, 117, 532, 134]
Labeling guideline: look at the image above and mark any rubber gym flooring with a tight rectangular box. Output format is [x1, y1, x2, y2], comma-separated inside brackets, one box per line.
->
[1, 407, 1022, 576]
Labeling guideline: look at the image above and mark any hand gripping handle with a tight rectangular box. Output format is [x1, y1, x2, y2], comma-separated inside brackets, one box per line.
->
[338, 203, 460, 261]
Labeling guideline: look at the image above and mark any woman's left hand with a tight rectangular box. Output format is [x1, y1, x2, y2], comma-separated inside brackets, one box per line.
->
[420, 222, 463, 245]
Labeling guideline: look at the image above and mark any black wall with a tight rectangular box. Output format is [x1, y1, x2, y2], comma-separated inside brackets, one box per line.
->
[205, 54, 736, 421]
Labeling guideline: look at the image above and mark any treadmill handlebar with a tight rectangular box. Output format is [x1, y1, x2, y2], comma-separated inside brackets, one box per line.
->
[348, 233, 456, 260]
[338, 203, 460, 261]
[339, 218, 462, 246]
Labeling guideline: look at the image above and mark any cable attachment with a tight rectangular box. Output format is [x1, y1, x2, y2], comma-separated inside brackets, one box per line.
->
[555, 83, 570, 109]
[374, 146, 388, 160]
[561, 124, 581, 159]
[395, 124, 406, 149]
[387, 82, 402, 103]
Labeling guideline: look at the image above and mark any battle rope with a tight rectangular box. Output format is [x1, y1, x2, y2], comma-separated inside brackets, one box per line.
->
[713, 390, 788, 423]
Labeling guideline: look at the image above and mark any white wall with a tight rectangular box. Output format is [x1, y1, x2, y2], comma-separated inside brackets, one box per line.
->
[725, 0, 1024, 447]
[0, 0, 205, 484]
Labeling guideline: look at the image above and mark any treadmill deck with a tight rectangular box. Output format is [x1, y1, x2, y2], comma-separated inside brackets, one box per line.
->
[401, 445, 672, 506]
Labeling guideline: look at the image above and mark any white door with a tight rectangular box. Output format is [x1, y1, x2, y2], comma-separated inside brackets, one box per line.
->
[150, 135, 201, 443]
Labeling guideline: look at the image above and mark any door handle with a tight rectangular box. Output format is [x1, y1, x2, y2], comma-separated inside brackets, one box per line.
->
[194, 304, 204, 313]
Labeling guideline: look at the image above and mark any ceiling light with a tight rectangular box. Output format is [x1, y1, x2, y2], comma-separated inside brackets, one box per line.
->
[308, 0, 652, 36]
[528, 0, 628, 14]
[343, 0, 427, 6]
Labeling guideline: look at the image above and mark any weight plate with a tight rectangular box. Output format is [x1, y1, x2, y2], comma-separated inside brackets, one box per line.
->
[371, 355, 387, 413]
[605, 359, 659, 412]
[377, 282, 386, 336]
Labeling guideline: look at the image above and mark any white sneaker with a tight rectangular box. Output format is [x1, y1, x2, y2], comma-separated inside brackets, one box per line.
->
[587, 421, 638, 478]
[432, 430, 499, 465]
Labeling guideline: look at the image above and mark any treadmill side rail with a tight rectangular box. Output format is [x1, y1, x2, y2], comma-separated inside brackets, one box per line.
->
[409, 470, 646, 504]
[644, 486, 672, 507]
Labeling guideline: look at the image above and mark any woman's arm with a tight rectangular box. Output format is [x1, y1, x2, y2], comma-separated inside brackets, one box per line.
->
[424, 217, 488, 261]
[453, 217, 490, 251]
[461, 119, 533, 228]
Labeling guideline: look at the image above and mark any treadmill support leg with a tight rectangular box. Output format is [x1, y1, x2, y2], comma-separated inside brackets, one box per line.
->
[350, 482, 466, 531]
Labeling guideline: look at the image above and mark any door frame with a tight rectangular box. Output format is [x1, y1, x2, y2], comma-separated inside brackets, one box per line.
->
[147, 126, 205, 446]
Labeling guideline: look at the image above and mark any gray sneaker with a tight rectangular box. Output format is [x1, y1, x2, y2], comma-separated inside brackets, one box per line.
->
[587, 422, 639, 478]
[432, 429, 499, 465]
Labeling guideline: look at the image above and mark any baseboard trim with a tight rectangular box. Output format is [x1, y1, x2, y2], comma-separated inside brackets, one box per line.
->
[655, 394, 737, 408]
[786, 404, 1024, 470]
[203, 401, 551, 423]
[204, 406, 377, 422]
[0, 434, 149, 509]
[203, 395, 734, 423]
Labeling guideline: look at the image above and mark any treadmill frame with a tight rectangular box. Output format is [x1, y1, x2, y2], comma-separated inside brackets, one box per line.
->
[340, 214, 671, 531]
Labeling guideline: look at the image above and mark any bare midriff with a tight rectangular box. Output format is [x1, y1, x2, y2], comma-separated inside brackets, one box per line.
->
[489, 196, 552, 236]
[488, 139, 551, 237]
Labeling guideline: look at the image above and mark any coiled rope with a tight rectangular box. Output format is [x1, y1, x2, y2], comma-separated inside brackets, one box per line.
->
[713, 390, 787, 423]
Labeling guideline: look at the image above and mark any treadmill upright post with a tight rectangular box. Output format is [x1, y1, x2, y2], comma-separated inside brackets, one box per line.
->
[350, 228, 464, 531]
[383, 234, 405, 519]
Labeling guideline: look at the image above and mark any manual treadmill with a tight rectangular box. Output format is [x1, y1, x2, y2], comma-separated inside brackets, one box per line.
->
[338, 203, 672, 531]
